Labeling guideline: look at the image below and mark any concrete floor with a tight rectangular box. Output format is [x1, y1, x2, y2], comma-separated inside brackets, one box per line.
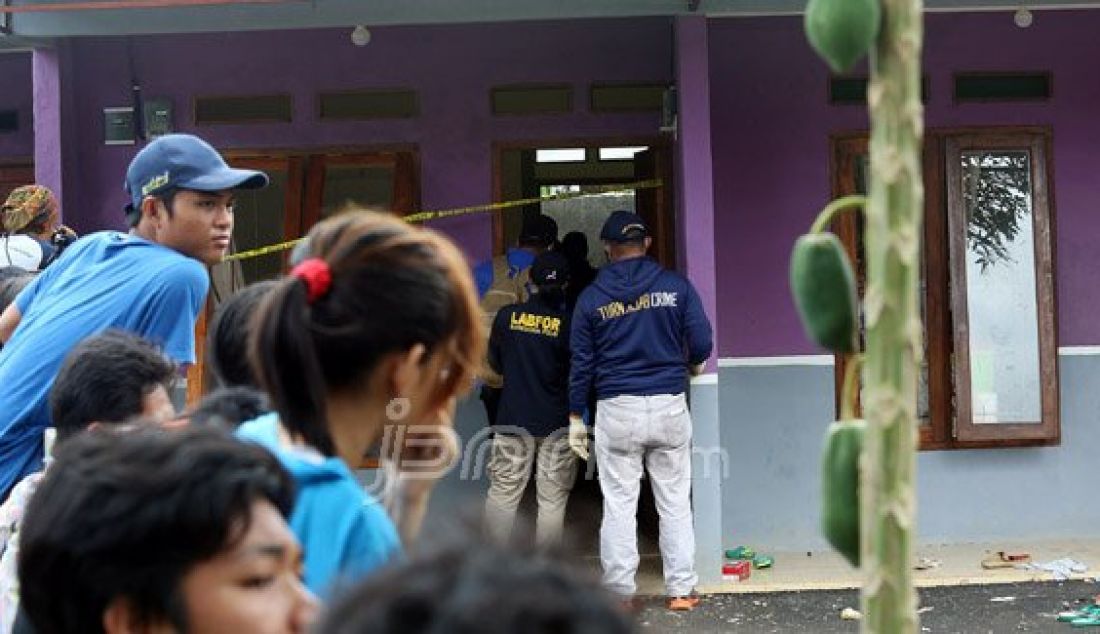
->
[696, 539, 1100, 595]
[622, 541, 1100, 631]
[631, 580, 1100, 633]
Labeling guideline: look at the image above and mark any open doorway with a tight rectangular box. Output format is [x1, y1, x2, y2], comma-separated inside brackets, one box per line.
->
[493, 139, 675, 269]
[493, 138, 674, 558]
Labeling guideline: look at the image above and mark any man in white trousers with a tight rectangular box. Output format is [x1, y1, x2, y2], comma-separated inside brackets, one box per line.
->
[567, 210, 713, 612]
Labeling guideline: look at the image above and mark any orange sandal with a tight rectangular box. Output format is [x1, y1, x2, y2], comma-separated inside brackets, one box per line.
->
[667, 594, 702, 611]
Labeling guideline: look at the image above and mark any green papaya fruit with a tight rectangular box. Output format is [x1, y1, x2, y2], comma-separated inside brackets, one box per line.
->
[804, 0, 882, 74]
[822, 419, 865, 567]
[789, 232, 859, 353]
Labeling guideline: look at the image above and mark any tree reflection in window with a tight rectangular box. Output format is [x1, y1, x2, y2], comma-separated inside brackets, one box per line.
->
[961, 151, 1031, 272]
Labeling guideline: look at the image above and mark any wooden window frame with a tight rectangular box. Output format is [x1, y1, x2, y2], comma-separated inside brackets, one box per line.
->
[945, 132, 1059, 444]
[831, 127, 1058, 450]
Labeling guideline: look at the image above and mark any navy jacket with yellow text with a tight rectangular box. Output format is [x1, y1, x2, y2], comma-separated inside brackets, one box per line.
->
[568, 256, 713, 414]
[489, 294, 571, 437]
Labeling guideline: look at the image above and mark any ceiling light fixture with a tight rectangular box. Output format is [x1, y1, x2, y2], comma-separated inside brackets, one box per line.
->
[350, 25, 371, 46]
[1014, 7, 1033, 28]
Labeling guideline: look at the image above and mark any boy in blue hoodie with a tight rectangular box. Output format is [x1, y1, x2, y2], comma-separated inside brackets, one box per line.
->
[568, 210, 712, 612]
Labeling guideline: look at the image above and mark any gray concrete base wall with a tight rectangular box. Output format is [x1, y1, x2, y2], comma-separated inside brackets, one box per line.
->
[719, 355, 1100, 551]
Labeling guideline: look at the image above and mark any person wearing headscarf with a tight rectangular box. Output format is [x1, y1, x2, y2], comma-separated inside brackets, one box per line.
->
[0, 186, 73, 272]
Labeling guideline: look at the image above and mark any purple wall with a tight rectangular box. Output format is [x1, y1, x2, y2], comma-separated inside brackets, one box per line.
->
[64, 19, 672, 256]
[675, 16, 720, 368]
[711, 11, 1100, 356]
[0, 52, 33, 159]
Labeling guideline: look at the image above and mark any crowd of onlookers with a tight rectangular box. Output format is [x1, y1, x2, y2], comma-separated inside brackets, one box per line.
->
[0, 134, 638, 633]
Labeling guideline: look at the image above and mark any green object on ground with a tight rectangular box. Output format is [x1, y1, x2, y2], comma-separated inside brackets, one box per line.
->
[789, 232, 859, 353]
[1072, 614, 1100, 627]
[752, 554, 774, 569]
[725, 546, 755, 560]
[821, 419, 865, 567]
[1062, 605, 1100, 623]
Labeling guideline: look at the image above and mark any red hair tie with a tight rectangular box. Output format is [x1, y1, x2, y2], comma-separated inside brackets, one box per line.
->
[291, 258, 332, 304]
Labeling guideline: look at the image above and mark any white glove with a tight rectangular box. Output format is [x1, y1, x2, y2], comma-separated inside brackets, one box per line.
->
[568, 415, 590, 461]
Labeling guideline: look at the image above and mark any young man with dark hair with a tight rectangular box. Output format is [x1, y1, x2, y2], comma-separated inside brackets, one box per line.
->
[0, 330, 179, 632]
[569, 210, 713, 612]
[49, 330, 177, 440]
[0, 134, 268, 500]
[316, 542, 633, 634]
[19, 426, 317, 634]
[484, 251, 577, 549]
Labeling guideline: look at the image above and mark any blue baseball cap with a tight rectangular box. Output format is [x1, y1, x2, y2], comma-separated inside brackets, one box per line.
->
[599, 210, 649, 243]
[124, 134, 269, 225]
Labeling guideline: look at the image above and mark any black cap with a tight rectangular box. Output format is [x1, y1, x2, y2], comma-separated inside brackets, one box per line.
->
[600, 210, 648, 243]
[531, 251, 570, 286]
[519, 214, 558, 247]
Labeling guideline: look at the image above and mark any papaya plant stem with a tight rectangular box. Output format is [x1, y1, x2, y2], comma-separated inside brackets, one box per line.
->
[840, 354, 864, 421]
[810, 195, 868, 234]
[861, 0, 923, 631]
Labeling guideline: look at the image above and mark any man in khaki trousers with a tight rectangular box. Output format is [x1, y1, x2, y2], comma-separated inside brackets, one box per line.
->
[484, 252, 577, 548]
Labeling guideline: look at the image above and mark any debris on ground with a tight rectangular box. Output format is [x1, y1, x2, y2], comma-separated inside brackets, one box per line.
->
[1015, 558, 1088, 581]
[981, 551, 1032, 570]
[840, 607, 862, 620]
[915, 556, 942, 571]
[990, 596, 1017, 603]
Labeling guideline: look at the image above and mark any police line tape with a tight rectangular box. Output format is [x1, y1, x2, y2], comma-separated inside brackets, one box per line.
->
[223, 178, 663, 263]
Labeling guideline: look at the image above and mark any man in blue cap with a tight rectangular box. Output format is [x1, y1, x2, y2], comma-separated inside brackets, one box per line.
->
[568, 210, 712, 612]
[0, 134, 267, 500]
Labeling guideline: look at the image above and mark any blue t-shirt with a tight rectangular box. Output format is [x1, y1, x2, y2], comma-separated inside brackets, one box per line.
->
[0, 231, 208, 499]
[236, 414, 402, 599]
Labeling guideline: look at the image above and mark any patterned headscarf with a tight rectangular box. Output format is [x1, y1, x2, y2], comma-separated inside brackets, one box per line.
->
[2, 185, 58, 234]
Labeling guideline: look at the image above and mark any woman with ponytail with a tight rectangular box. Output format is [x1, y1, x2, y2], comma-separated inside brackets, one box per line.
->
[237, 210, 484, 599]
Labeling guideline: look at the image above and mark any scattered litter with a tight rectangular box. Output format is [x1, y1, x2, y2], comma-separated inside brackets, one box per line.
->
[990, 596, 1017, 603]
[914, 557, 941, 571]
[840, 607, 862, 620]
[917, 606, 935, 614]
[725, 546, 755, 560]
[982, 551, 1032, 569]
[1015, 557, 1088, 581]
[722, 560, 752, 582]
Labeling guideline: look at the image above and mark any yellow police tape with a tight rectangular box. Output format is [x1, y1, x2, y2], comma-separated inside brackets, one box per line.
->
[223, 178, 662, 263]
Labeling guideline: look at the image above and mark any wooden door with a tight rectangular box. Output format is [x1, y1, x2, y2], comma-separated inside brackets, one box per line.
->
[634, 148, 676, 269]
[302, 152, 419, 232]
